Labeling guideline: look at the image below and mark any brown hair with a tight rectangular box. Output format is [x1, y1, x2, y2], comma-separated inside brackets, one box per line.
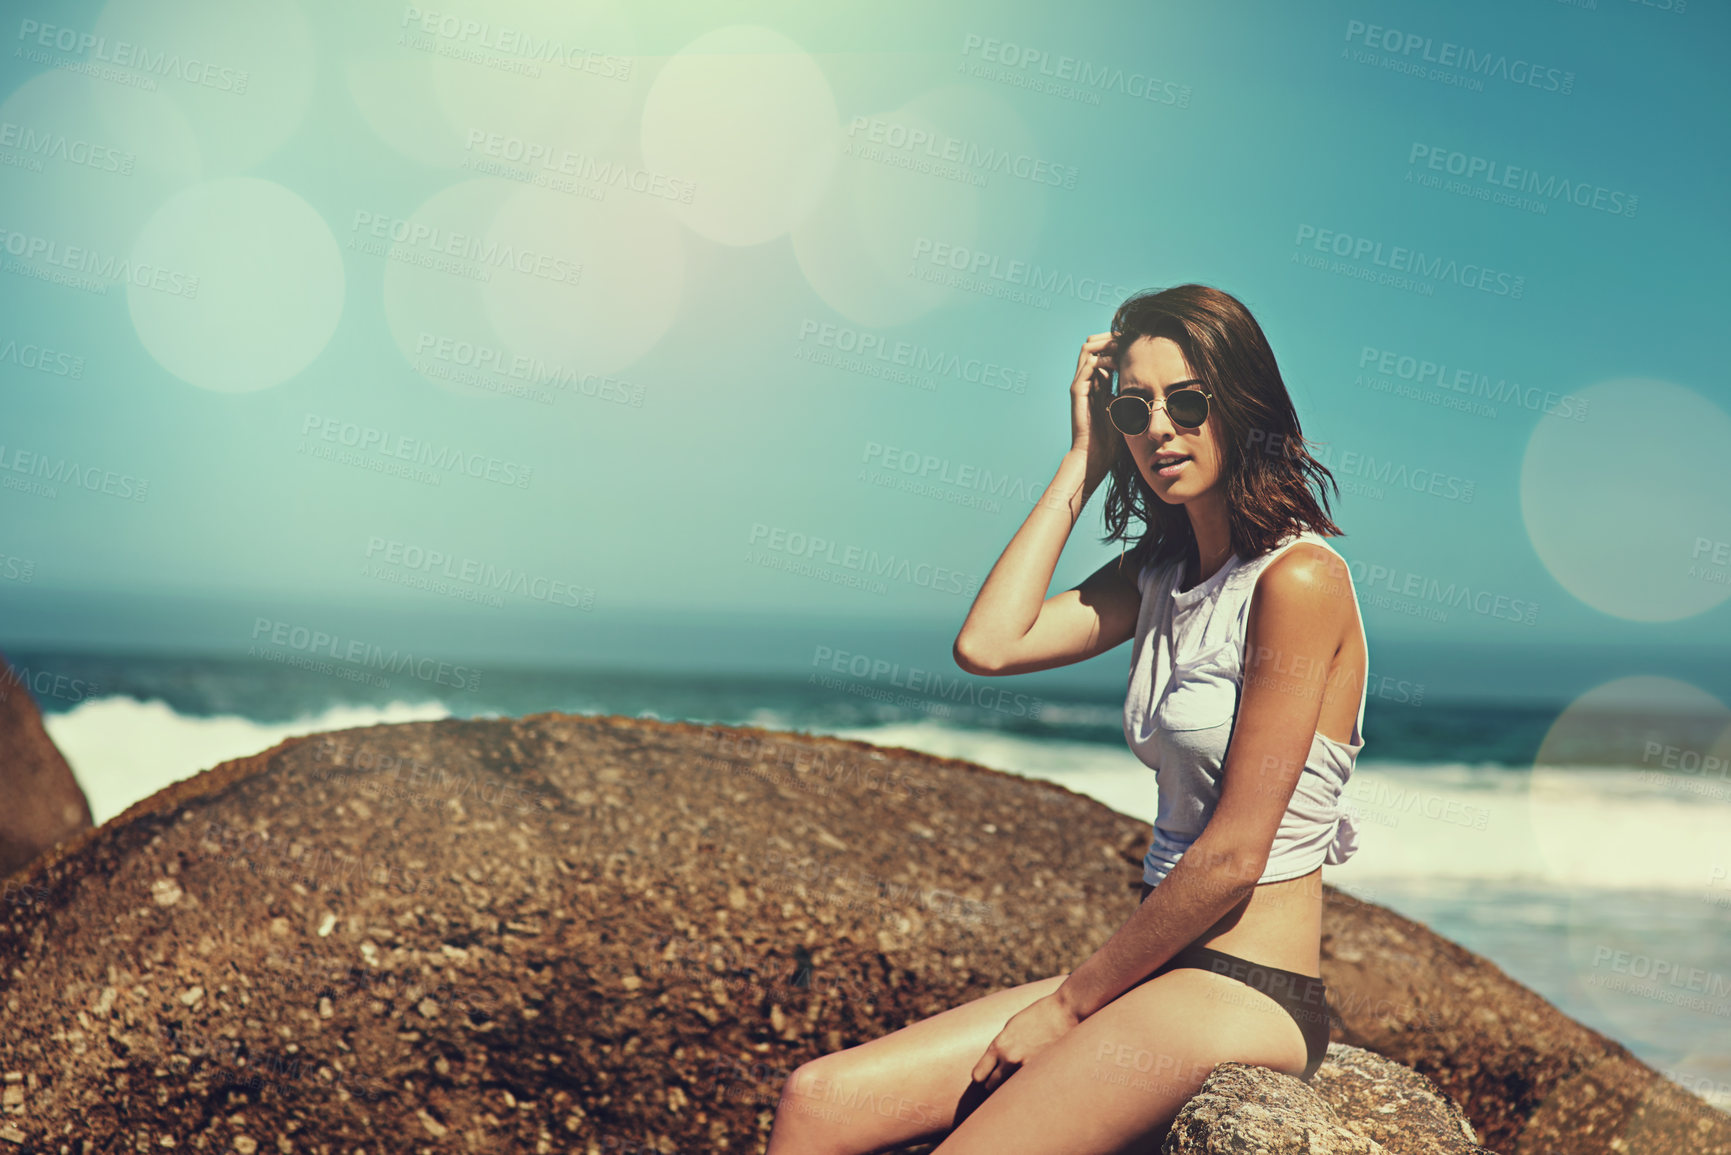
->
[1099, 284, 1342, 577]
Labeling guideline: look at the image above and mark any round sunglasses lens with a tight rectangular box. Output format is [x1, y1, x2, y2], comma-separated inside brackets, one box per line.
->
[1108, 396, 1148, 434]
[1168, 392, 1207, 426]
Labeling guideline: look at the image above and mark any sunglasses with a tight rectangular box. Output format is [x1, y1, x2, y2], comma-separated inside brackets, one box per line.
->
[1106, 385, 1213, 434]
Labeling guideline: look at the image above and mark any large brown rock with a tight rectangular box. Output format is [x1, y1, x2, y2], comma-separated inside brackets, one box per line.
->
[0, 714, 1723, 1154]
[0, 650, 94, 880]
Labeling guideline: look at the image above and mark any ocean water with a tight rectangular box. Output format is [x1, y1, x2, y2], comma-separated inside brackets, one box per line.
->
[12, 649, 1731, 1115]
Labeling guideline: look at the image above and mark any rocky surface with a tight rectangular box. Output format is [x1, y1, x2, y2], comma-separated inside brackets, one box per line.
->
[0, 713, 1725, 1154]
[0, 650, 94, 880]
[1164, 1043, 1492, 1154]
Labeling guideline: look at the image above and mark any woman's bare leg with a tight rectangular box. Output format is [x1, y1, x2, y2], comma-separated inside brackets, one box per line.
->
[764, 972, 1069, 1155]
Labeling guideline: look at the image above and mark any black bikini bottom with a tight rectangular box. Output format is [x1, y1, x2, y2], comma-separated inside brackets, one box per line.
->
[1150, 941, 1333, 1081]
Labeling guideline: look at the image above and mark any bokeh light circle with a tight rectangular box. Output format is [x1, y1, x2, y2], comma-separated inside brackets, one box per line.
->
[792, 104, 975, 328]
[348, 0, 637, 168]
[640, 25, 840, 246]
[0, 70, 200, 258]
[792, 84, 1051, 327]
[1528, 675, 1731, 882]
[480, 183, 683, 377]
[91, 0, 316, 173]
[427, 0, 636, 158]
[1521, 378, 1731, 621]
[127, 178, 343, 392]
[379, 178, 520, 400]
[346, 56, 461, 169]
[1529, 677, 1731, 1059]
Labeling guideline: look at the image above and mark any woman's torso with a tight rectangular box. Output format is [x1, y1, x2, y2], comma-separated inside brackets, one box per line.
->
[1125, 532, 1368, 978]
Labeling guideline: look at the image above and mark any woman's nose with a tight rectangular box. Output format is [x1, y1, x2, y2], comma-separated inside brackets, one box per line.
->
[1143, 404, 1176, 438]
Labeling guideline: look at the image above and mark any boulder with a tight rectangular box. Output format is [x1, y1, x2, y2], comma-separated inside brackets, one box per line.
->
[0, 650, 94, 880]
[0, 714, 1723, 1154]
[1163, 1043, 1492, 1154]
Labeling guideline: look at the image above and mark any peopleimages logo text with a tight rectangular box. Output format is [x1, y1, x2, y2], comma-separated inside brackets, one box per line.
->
[747, 524, 981, 597]
[1408, 144, 1636, 218]
[1343, 20, 1574, 94]
[250, 618, 482, 691]
[300, 414, 532, 488]
[16, 19, 251, 92]
[350, 211, 581, 285]
[845, 117, 1078, 188]
[399, 6, 633, 79]
[910, 238, 1133, 306]
[0, 226, 199, 297]
[0, 120, 134, 174]
[462, 129, 694, 202]
[0, 337, 83, 378]
[0, 661, 100, 706]
[799, 321, 1027, 394]
[959, 34, 1191, 107]
[1357, 346, 1588, 420]
[0, 443, 149, 500]
[811, 645, 1043, 720]
[1294, 225, 1524, 298]
[363, 537, 594, 609]
[1349, 560, 1538, 625]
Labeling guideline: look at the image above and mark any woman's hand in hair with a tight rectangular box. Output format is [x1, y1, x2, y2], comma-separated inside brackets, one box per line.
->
[1070, 331, 1120, 491]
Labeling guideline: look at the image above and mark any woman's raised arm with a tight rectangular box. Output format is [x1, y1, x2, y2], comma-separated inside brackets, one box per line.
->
[953, 331, 1140, 677]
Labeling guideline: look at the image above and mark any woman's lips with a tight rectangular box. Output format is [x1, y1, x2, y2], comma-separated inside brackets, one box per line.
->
[1153, 456, 1190, 478]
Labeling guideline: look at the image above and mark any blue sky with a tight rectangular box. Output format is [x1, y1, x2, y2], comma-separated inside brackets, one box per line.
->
[2, 0, 1728, 700]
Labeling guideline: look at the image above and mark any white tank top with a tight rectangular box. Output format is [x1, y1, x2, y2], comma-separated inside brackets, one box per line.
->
[1123, 529, 1367, 889]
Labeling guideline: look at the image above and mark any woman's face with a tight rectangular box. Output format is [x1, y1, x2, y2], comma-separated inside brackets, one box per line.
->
[1114, 335, 1223, 504]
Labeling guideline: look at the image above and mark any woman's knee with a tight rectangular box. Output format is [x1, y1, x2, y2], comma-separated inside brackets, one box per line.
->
[771, 1053, 953, 1155]
[770, 1059, 852, 1151]
[767, 975, 1077, 1154]
[780, 1056, 839, 1116]
[784, 1055, 917, 1114]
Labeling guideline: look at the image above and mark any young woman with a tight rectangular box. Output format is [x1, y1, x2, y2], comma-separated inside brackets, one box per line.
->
[766, 284, 1368, 1154]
